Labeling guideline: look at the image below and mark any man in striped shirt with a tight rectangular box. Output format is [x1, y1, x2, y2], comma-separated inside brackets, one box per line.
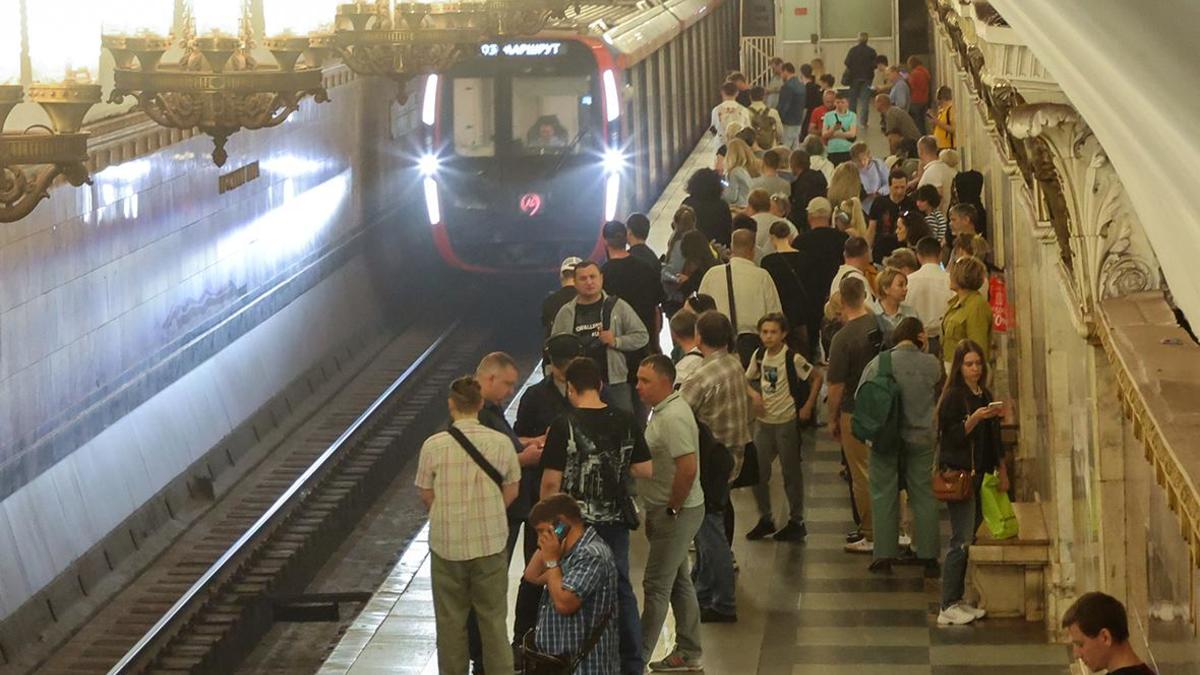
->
[415, 377, 521, 675]
[525, 493, 619, 674]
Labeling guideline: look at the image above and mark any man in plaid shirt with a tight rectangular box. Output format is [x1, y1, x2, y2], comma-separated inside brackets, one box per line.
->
[525, 493, 619, 674]
[415, 377, 521, 674]
[679, 311, 752, 623]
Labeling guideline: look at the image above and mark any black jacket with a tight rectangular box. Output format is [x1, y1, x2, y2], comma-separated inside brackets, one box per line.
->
[479, 402, 532, 519]
[937, 387, 1003, 474]
[683, 194, 733, 247]
[844, 43, 878, 83]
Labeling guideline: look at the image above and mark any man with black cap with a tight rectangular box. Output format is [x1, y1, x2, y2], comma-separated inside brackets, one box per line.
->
[542, 256, 582, 339]
[510, 334, 581, 657]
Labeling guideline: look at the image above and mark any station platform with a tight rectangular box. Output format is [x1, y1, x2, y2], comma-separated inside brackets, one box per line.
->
[318, 129, 1073, 674]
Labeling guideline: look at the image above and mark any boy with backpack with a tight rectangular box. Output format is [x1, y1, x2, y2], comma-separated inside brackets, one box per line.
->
[744, 313, 823, 542]
[747, 86, 783, 151]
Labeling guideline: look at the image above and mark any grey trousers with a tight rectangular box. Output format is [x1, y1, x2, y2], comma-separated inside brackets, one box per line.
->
[431, 551, 513, 675]
[752, 420, 805, 526]
[641, 504, 705, 662]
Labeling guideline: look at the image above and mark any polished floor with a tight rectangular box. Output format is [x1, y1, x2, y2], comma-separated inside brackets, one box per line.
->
[318, 425, 1073, 674]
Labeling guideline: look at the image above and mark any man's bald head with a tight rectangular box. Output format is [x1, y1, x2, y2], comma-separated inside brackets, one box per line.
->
[731, 228, 757, 259]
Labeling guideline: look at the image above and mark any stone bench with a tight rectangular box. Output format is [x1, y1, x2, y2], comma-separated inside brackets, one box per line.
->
[968, 501, 1051, 621]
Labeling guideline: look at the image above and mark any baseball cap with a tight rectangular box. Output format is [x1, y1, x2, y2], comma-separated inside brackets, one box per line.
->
[807, 196, 832, 217]
[560, 256, 583, 274]
[545, 334, 584, 361]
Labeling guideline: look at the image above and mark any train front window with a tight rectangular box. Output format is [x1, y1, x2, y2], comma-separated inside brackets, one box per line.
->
[512, 75, 595, 155]
[452, 77, 496, 157]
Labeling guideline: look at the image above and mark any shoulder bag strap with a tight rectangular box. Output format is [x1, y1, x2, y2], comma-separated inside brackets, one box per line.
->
[568, 606, 616, 669]
[446, 426, 504, 488]
[725, 265, 739, 333]
[601, 294, 619, 332]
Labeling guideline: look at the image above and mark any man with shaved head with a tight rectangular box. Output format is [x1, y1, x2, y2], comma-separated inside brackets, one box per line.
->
[698, 228, 782, 366]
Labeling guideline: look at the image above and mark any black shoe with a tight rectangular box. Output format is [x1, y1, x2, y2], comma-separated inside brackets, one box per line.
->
[745, 517, 776, 540]
[700, 607, 738, 623]
[773, 521, 808, 542]
[922, 559, 941, 578]
[845, 530, 865, 543]
[868, 558, 893, 574]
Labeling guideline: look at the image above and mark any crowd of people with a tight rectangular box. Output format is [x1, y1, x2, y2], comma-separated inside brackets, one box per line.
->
[411, 37, 1156, 675]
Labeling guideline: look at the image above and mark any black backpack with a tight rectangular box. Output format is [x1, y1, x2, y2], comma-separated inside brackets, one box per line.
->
[695, 414, 733, 513]
[751, 347, 812, 416]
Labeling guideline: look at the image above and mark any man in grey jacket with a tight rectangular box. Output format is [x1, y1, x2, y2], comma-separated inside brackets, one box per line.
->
[551, 260, 649, 413]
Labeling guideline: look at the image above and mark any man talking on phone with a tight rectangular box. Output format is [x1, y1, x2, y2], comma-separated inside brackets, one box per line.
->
[525, 493, 620, 674]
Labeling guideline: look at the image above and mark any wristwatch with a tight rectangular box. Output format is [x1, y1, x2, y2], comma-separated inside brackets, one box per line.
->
[666, 506, 679, 517]
[544, 559, 559, 569]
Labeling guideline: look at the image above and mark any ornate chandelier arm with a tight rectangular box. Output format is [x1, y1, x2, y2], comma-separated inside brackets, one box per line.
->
[0, 164, 76, 223]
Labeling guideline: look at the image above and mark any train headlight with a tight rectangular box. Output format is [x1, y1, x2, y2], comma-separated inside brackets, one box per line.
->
[601, 148, 625, 175]
[418, 154, 440, 177]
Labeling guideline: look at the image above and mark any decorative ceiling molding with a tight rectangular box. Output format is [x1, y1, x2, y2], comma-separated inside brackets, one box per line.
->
[1008, 104, 1160, 338]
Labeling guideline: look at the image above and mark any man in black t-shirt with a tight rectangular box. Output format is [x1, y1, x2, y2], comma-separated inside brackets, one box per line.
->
[792, 197, 848, 356]
[602, 220, 663, 346]
[625, 213, 661, 275]
[788, 149, 828, 230]
[1062, 592, 1157, 675]
[540, 357, 653, 675]
[868, 170, 917, 264]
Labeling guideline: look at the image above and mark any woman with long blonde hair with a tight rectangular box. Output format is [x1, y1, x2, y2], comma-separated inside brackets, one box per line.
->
[722, 138, 760, 207]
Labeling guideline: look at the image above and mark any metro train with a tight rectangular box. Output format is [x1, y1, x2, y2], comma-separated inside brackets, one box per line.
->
[412, 0, 738, 273]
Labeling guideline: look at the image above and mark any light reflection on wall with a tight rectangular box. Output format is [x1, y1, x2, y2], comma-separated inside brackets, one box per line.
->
[259, 154, 328, 179]
[94, 159, 152, 223]
[216, 169, 351, 268]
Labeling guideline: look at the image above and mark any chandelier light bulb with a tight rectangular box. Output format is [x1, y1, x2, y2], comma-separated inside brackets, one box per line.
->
[27, 0, 102, 83]
[101, 0, 175, 39]
[263, 0, 339, 38]
[192, 0, 246, 39]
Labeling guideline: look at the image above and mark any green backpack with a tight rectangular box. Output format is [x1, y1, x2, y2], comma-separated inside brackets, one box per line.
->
[851, 350, 903, 449]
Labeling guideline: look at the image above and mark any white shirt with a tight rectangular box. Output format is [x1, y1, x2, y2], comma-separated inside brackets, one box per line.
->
[746, 347, 815, 423]
[906, 262, 955, 336]
[675, 348, 704, 386]
[751, 212, 797, 262]
[698, 257, 783, 335]
[917, 159, 958, 211]
[810, 155, 835, 183]
[711, 100, 752, 140]
[830, 264, 882, 313]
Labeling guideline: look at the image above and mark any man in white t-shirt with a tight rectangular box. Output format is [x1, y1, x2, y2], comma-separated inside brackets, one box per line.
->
[905, 236, 955, 357]
[698, 229, 783, 344]
[829, 236, 881, 313]
[914, 135, 956, 213]
[711, 81, 752, 142]
[744, 313, 822, 543]
[669, 310, 705, 387]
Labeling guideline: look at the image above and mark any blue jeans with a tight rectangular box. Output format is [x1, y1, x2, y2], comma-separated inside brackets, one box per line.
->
[941, 491, 978, 609]
[692, 512, 736, 615]
[593, 523, 644, 675]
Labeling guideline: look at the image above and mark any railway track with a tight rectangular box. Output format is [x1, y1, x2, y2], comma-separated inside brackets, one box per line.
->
[37, 317, 499, 674]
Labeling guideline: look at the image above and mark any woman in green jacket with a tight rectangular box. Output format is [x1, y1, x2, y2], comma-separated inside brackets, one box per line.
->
[941, 256, 991, 365]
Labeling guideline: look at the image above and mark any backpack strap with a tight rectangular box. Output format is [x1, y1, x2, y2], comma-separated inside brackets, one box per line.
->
[567, 605, 615, 670]
[725, 265, 739, 333]
[880, 349, 893, 377]
[446, 426, 504, 487]
[601, 294, 619, 332]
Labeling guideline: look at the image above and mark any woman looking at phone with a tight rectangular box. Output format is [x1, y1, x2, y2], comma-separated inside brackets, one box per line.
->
[935, 339, 1007, 626]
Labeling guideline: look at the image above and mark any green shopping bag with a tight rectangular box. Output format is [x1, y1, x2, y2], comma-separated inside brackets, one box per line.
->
[980, 472, 1019, 539]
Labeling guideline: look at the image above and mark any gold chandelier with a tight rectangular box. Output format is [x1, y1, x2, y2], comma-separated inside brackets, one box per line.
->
[104, 1, 332, 167]
[0, 0, 102, 223]
[333, 0, 573, 85]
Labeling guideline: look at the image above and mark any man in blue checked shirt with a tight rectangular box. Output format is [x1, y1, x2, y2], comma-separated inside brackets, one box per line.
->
[524, 493, 619, 674]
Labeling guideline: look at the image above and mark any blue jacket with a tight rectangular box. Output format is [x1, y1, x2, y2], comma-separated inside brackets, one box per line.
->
[777, 76, 807, 126]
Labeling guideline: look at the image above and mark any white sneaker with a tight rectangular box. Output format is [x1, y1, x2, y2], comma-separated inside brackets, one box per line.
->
[937, 604, 978, 626]
[843, 538, 874, 553]
[898, 534, 912, 548]
[958, 602, 987, 620]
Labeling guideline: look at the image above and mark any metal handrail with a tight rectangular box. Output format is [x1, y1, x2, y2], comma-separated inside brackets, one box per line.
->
[108, 322, 459, 674]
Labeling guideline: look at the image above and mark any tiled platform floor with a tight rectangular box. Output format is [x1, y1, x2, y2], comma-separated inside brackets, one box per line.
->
[319, 128, 1076, 674]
